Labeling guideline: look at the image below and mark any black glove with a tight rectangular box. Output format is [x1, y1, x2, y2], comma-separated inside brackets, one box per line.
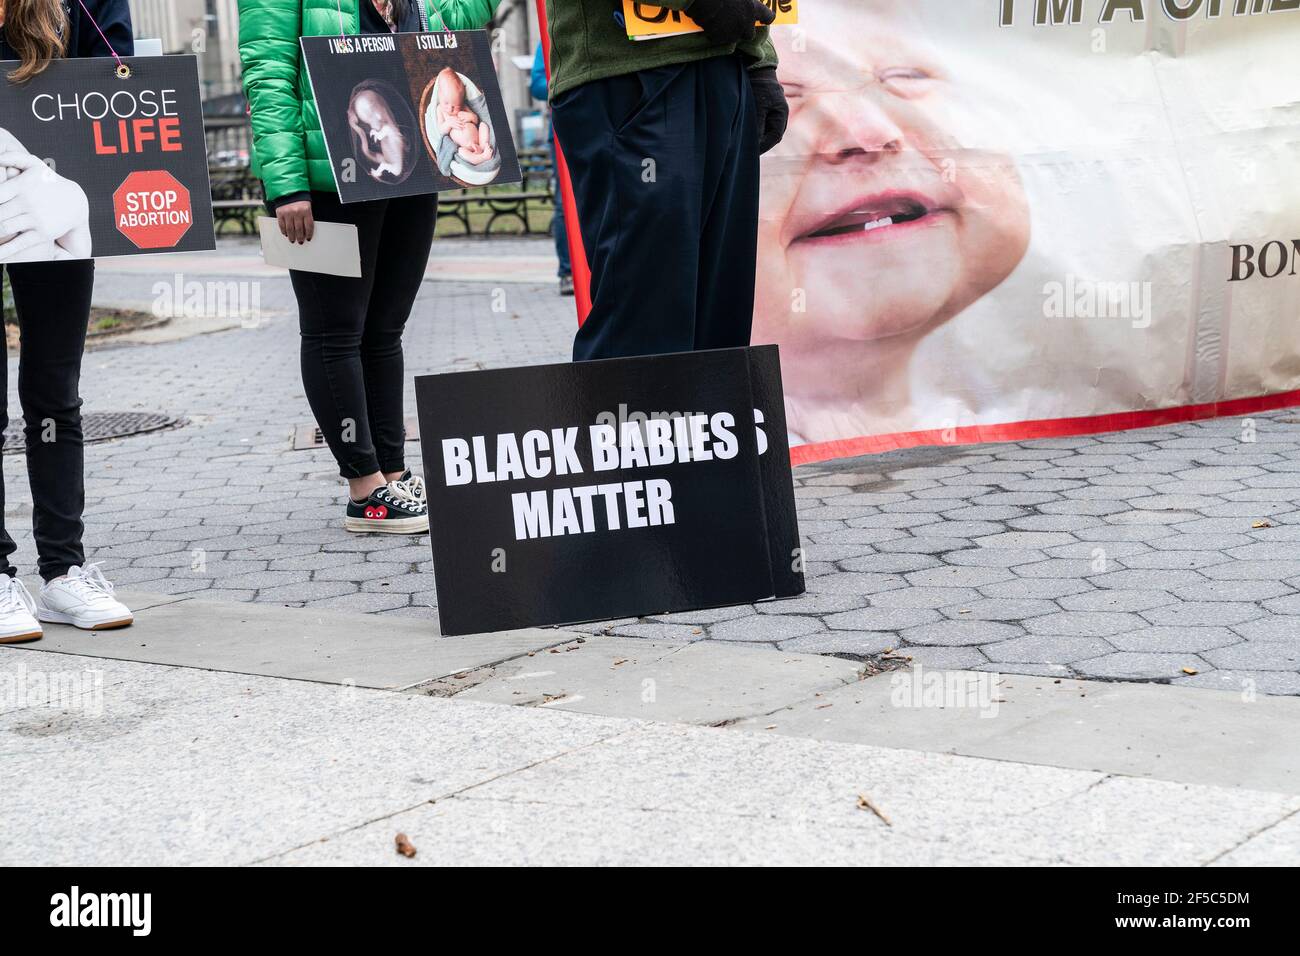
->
[688, 0, 776, 46]
[748, 66, 788, 154]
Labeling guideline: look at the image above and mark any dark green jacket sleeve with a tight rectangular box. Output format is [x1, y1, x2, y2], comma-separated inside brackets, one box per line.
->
[745, 32, 778, 70]
[429, 0, 502, 29]
[238, 0, 308, 203]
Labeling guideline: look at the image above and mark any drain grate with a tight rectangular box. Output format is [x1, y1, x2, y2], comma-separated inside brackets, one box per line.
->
[3, 411, 185, 455]
[292, 416, 421, 451]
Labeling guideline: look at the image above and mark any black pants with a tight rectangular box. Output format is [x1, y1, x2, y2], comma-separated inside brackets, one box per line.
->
[0, 260, 92, 582]
[290, 191, 436, 479]
[551, 54, 760, 361]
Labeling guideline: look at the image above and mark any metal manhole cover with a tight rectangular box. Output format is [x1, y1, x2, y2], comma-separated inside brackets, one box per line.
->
[3, 412, 185, 455]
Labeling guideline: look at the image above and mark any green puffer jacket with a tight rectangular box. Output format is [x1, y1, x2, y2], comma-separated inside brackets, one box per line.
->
[238, 0, 499, 203]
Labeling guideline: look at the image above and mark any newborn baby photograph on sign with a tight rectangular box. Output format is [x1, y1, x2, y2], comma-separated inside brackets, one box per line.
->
[301, 31, 520, 202]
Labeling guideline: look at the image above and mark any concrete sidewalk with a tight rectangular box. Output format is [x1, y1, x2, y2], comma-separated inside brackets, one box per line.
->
[3, 594, 1297, 866]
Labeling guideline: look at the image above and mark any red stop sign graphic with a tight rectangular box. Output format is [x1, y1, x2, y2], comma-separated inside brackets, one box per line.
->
[113, 170, 194, 249]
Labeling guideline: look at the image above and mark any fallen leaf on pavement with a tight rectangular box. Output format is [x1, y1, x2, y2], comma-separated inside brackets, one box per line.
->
[1253, 520, 1272, 529]
[1181, 667, 1198, 675]
[395, 833, 416, 858]
[856, 794, 892, 826]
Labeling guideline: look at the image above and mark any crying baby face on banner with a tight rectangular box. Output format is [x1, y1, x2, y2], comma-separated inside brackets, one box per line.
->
[754, 0, 1031, 441]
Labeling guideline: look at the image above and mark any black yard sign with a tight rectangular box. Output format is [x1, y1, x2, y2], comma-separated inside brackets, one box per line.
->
[415, 346, 804, 635]
[0, 55, 213, 263]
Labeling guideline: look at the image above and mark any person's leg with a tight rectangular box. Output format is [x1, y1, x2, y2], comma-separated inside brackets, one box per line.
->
[0, 278, 40, 641]
[357, 193, 437, 480]
[548, 133, 572, 280]
[0, 266, 16, 580]
[693, 55, 760, 351]
[7, 259, 92, 583]
[551, 63, 711, 361]
[291, 191, 389, 495]
[8, 261, 133, 632]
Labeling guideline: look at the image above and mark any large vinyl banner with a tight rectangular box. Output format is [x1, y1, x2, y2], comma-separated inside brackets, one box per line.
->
[760, 0, 1300, 462]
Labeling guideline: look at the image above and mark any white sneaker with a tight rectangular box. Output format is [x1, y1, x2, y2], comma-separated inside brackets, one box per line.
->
[0, 576, 43, 644]
[37, 564, 134, 631]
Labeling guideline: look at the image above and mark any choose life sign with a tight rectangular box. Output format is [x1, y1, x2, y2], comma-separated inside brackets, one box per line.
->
[416, 347, 804, 636]
[0, 55, 214, 263]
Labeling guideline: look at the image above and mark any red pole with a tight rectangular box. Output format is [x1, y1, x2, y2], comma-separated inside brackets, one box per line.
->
[535, 0, 593, 325]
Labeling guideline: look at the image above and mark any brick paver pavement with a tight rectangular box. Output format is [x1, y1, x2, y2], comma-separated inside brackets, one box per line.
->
[5, 238, 1298, 695]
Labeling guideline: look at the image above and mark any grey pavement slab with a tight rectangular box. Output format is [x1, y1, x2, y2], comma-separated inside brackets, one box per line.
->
[266, 791, 1040, 867]
[0, 652, 628, 866]
[429, 721, 1299, 867]
[734, 671, 1300, 795]
[449, 635, 863, 725]
[1209, 811, 1300, 866]
[117, 590, 193, 613]
[9, 596, 571, 690]
[5, 639, 1297, 865]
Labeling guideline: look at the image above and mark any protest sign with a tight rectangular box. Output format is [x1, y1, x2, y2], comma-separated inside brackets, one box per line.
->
[621, 1, 798, 40]
[415, 346, 803, 636]
[0, 55, 213, 263]
[301, 31, 521, 203]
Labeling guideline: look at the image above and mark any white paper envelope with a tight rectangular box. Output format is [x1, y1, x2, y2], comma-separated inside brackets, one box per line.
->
[258, 217, 362, 278]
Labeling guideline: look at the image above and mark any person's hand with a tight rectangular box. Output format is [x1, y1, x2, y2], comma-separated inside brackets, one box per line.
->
[748, 66, 789, 154]
[687, 0, 775, 45]
[0, 166, 16, 246]
[277, 199, 315, 244]
[0, 149, 92, 261]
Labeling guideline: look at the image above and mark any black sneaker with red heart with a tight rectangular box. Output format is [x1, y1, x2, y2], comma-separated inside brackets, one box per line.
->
[343, 482, 428, 535]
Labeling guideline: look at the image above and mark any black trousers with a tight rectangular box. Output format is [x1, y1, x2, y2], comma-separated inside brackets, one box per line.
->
[289, 191, 436, 479]
[0, 260, 92, 582]
[551, 54, 760, 361]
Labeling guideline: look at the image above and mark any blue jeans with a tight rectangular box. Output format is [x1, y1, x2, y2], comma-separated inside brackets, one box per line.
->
[550, 135, 572, 279]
